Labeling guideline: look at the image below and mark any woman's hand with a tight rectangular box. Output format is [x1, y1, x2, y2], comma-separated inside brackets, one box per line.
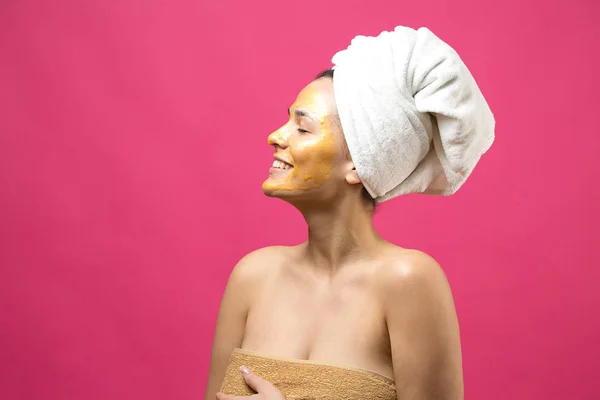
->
[216, 366, 285, 400]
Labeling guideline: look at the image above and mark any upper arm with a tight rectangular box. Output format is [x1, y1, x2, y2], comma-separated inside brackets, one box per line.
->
[381, 251, 464, 400]
[204, 249, 268, 399]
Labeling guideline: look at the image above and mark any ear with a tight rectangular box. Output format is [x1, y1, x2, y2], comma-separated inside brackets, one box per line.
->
[345, 166, 362, 185]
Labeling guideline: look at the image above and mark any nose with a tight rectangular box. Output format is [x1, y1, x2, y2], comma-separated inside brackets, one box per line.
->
[267, 126, 288, 149]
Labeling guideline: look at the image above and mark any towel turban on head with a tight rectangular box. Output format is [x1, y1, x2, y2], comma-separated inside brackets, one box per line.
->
[331, 26, 495, 202]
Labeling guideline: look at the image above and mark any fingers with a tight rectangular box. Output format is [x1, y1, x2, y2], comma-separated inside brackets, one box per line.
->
[216, 392, 260, 400]
[216, 366, 274, 399]
[239, 365, 273, 393]
[216, 393, 258, 400]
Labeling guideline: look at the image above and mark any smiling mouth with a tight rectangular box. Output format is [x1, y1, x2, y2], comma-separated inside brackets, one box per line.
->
[272, 160, 293, 170]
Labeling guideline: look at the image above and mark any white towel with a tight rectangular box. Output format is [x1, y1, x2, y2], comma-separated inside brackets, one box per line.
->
[331, 26, 495, 202]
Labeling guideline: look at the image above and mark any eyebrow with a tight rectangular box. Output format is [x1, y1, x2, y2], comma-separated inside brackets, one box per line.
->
[288, 108, 316, 122]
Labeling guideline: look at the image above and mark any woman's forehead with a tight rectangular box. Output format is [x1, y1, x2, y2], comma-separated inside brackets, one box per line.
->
[291, 79, 338, 117]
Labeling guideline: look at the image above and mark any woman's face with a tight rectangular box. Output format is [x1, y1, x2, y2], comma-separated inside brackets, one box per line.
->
[262, 78, 351, 201]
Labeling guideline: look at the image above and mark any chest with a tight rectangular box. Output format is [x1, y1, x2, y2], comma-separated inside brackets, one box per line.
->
[241, 268, 389, 366]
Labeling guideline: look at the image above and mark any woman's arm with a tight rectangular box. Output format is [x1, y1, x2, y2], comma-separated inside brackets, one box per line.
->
[381, 251, 464, 400]
[204, 251, 263, 399]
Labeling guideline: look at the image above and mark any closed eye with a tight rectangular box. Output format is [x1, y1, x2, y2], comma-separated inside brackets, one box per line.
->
[297, 128, 310, 133]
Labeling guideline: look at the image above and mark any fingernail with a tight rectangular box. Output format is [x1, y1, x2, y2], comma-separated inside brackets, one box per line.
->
[240, 365, 250, 375]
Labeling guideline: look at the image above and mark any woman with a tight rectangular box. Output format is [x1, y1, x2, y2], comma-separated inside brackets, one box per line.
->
[205, 26, 494, 400]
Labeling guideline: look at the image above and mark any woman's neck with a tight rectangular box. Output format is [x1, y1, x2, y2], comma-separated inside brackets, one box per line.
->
[299, 200, 384, 275]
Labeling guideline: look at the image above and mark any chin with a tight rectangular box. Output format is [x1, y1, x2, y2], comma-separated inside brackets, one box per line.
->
[261, 181, 281, 198]
[261, 182, 304, 201]
[262, 186, 293, 199]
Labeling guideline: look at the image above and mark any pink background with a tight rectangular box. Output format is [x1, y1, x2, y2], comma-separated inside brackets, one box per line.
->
[1, 0, 598, 399]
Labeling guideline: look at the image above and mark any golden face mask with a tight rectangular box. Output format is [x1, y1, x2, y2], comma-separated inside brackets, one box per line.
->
[262, 80, 343, 196]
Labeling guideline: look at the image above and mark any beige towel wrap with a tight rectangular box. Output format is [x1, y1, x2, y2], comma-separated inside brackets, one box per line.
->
[220, 348, 397, 400]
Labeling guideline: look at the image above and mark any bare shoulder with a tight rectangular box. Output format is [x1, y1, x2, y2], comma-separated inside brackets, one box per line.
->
[227, 245, 291, 288]
[376, 246, 447, 283]
[375, 247, 453, 306]
[204, 245, 292, 399]
[376, 246, 464, 398]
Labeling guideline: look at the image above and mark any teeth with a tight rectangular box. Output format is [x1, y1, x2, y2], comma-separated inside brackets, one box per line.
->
[272, 160, 292, 170]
